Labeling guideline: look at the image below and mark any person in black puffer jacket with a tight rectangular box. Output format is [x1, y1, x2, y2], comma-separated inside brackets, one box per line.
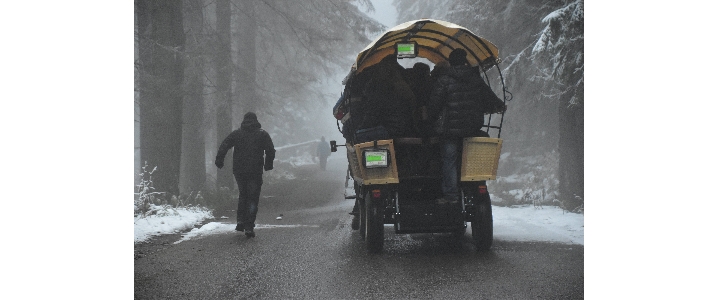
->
[428, 49, 506, 204]
[215, 112, 276, 237]
[428, 49, 506, 138]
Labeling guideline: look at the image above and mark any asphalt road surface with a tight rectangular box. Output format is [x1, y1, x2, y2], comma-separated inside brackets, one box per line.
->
[135, 156, 584, 299]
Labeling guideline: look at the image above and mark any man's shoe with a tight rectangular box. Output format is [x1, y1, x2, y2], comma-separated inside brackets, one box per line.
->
[245, 229, 255, 238]
[235, 224, 244, 232]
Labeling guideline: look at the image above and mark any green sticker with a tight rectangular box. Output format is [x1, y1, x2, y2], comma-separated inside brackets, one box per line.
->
[398, 45, 412, 52]
[366, 155, 384, 162]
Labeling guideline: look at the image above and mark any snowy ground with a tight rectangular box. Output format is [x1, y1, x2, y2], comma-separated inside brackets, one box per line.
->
[493, 205, 583, 244]
[134, 202, 583, 245]
[171, 223, 320, 245]
[134, 205, 214, 243]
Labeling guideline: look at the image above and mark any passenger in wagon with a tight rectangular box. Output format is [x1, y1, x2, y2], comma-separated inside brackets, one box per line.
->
[428, 49, 506, 204]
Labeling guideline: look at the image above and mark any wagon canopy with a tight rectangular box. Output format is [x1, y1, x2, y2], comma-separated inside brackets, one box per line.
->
[353, 19, 500, 74]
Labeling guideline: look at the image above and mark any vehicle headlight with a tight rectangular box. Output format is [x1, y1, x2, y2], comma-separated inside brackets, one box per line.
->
[363, 150, 389, 168]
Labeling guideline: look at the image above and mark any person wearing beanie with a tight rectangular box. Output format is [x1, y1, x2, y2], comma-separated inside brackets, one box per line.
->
[215, 112, 276, 237]
[448, 48, 469, 66]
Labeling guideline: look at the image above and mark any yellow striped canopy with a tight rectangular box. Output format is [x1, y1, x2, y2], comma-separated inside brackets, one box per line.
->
[353, 19, 500, 74]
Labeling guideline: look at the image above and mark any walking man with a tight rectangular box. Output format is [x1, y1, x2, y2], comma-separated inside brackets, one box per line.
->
[215, 112, 276, 237]
[316, 136, 331, 170]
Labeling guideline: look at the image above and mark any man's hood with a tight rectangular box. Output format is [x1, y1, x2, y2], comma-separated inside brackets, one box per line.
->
[240, 117, 261, 131]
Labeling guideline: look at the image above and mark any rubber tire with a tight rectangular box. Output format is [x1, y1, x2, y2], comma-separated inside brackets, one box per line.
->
[359, 198, 366, 240]
[351, 199, 360, 230]
[471, 197, 493, 251]
[365, 192, 384, 253]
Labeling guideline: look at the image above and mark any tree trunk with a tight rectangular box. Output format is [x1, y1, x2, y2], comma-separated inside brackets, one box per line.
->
[137, 0, 185, 197]
[198, 0, 218, 192]
[558, 96, 584, 210]
[233, 0, 258, 122]
[215, 0, 234, 190]
[179, 0, 206, 194]
[134, 2, 142, 189]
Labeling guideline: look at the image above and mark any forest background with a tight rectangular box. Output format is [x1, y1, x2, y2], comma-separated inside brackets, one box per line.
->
[134, 0, 584, 212]
[4, 1, 718, 298]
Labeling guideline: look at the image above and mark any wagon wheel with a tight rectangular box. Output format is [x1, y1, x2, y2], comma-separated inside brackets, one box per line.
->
[359, 197, 366, 239]
[365, 191, 384, 253]
[471, 195, 493, 251]
[351, 198, 360, 230]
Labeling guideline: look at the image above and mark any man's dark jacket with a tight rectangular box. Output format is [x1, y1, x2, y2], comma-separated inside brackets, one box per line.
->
[216, 116, 276, 178]
[428, 65, 505, 138]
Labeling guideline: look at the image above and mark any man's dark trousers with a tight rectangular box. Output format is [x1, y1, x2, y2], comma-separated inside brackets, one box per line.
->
[235, 174, 262, 230]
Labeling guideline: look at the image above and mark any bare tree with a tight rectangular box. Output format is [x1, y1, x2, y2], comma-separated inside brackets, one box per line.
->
[135, 0, 383, 197]
[136, 0, 186, 197]
[179, 0, 208, 194]
[233, 0, 259, 121]
[215, 0, 235, 190]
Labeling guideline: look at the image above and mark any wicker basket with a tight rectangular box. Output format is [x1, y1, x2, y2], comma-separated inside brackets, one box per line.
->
[460, 137, 502, 181]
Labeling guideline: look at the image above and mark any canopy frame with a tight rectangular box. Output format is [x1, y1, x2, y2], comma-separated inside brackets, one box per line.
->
[353, 19, 501, 74]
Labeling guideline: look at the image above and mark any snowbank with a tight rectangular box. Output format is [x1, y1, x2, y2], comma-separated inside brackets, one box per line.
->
[134, 205, 214, 243]
[494, 205, 583, 245]
[173, 223, 320, 244]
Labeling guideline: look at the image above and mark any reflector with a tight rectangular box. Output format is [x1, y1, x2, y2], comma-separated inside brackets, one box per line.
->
[479, 185, 488, 194]
[372, 189, 381, 198]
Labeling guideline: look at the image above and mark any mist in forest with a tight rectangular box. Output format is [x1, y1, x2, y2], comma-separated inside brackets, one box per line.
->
[135, 0, 384, 197]
[134, 0, 583, 211]
[392, 0, 584, 210]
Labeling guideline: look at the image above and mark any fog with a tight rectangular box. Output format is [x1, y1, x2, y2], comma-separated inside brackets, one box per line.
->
[135, 0, 583, 210]
[135, 0, 385, 196]
[393, 0, 584, 210]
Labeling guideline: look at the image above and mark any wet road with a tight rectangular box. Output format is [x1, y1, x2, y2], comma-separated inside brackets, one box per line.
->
[134, 156, 584, 299]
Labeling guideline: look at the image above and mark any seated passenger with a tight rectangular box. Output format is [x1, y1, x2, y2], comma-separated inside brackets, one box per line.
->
[357, 55, 418, 138]
[405, 62, 432, 136]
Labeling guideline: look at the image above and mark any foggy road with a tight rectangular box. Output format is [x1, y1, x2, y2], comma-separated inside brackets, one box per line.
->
[134, 155, 584, 299]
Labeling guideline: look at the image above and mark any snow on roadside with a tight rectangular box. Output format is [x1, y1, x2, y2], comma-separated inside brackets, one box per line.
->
[134, 205, 214, 243]
[135, 204, 583, 246]
[174, 223, 320, 244]
[173, 222, 232, 244]
[274, 140, 317, 151]
[493, 205, 584, 245]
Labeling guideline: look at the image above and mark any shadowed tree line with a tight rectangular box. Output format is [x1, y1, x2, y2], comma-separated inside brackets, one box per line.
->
[135, 0, 383, 198]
